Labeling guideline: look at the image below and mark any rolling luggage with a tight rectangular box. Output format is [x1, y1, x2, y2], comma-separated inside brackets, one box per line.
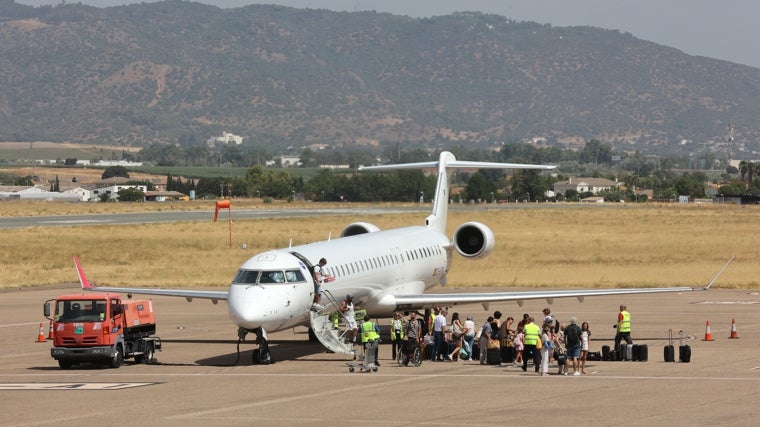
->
[664, 329, 675, 362]
[633, 344, 648, 362]
[679, 344, 691, 363]
[501, 345, 515, 363]
[602, 345, 611, 361]
[487, 348, 501, 365]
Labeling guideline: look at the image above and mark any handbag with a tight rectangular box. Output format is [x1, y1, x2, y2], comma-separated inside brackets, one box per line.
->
[452, 321, 462, 336]
[536, 338, 543, 350]
[487, 338, 500, 350]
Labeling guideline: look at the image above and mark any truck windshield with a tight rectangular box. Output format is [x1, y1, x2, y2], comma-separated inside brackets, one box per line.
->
[56, 299, 107, 322]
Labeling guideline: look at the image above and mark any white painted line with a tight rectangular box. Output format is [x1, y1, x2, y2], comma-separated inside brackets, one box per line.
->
[0, 382, 160, 390]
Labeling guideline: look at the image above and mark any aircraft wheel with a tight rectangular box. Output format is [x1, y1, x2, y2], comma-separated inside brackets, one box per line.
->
[251, 349, 261, 365]
[349, 366, 355, 372]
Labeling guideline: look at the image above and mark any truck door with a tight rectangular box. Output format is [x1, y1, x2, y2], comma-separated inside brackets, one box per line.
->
[110, 298, 123, 334]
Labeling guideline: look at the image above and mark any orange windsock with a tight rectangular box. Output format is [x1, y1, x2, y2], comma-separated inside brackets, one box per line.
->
[702, 320, 714, 341]
[214, 199, 231, 222]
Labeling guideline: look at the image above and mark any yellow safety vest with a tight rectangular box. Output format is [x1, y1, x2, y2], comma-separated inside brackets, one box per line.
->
[618, 311, 631, 333]
[390, 318, 404, 340]
[361, 321, 379, 343]
[523, 323, 540, 345]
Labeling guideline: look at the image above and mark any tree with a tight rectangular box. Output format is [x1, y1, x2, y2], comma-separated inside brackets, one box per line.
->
[102, 166, 129, 179]
[117, 187, 145, 202]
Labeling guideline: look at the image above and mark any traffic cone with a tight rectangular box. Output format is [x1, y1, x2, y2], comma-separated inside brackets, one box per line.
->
[729, 318, 739, 339]
[702, 320, 714, 341]
[35, 323, 46, 343]
[47, 321, 55, 340]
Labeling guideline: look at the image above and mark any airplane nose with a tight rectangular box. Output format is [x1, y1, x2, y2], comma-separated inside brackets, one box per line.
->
[227, 286, 264, 329]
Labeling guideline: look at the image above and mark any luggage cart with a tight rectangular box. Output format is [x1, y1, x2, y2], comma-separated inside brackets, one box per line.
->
[346, 340, 379, 373]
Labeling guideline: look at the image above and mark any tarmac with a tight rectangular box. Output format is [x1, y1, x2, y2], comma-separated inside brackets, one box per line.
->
[2, 286, 760, 426]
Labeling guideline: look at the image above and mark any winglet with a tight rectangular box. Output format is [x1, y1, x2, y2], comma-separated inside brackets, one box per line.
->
[73, 256, 92, 289]
[699, 256, 734, 291]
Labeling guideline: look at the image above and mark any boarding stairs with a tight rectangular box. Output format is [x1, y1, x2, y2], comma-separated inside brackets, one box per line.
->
[308, 290, 356, 356]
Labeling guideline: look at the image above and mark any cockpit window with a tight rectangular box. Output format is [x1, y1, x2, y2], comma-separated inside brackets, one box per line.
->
[233, 270, 260, 284]
[285, 270, 306, 282]
[260, 271, 285, 283]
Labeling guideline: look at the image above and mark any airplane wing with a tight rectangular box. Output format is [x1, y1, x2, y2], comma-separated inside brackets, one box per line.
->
[73, 256, 228, 303]
[393, 256, 733, 310]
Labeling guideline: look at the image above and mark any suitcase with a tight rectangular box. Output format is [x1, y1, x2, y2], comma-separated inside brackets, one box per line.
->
[602, 345, 611, 361]
[501, 346, 515, 363]
[472, 343, 480, 361]
[664, 329, 675, 362]
[679, 344, 691, 363]
[624, 344, 633, 361]
[487, 348, 501, 365]
[634, 344, 648, 362]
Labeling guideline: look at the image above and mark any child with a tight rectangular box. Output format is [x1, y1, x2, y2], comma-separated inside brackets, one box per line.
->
[513, 330, 524, 365]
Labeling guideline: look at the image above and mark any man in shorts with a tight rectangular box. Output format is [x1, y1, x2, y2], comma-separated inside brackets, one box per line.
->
[564, 317, 583, 376]
[341, 295, 358, 357]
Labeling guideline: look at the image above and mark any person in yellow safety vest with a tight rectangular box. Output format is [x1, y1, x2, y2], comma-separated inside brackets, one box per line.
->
[614, 304, 633, 352]
[390, 311, 405, 361]
[329, 311, 340, 329]
[521, 317, 542, 373]
[360, 314, 380, 366]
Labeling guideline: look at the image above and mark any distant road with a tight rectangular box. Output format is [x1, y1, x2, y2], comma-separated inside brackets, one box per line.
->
[0, 207, 425, 229]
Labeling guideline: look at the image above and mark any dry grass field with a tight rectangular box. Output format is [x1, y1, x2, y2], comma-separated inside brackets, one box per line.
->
[1, 202, 758, 290]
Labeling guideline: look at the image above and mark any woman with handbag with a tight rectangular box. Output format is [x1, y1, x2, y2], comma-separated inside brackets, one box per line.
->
[540, 323, 554, 376]
[448, 312, 466, 361]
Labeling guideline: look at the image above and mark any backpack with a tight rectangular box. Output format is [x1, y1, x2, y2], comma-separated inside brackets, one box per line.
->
[565, 324, 581, 347]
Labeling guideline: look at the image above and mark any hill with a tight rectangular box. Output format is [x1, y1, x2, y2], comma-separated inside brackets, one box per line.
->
[1, 1, 759, 156]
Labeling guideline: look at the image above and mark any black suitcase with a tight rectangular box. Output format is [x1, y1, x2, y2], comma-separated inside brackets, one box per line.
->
[472, 343, 480, 360]
[664, 329, 675, 362]
[501, 346, 515, 363]
[679, 344, 691, 363]
[487, 348, 501, 365]
[602, 345, 610, 361]
[635, 344, 648, 362]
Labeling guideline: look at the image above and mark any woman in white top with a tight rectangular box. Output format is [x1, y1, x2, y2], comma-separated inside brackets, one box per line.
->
[580, 321, 591, 374]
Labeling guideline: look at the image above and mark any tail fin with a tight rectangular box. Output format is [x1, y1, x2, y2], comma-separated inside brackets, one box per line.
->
[360, 151, 556, 233]
[72, 256, 92, 289]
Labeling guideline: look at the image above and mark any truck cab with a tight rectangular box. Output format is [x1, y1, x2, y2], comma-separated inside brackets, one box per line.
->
[44, 293, 160, 369]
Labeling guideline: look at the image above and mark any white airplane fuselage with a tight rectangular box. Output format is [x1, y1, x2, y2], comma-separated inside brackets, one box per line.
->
[227, 224, 451, 333]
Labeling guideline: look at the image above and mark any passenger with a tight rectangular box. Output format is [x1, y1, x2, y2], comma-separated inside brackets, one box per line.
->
[479, 316, 494, 365]
[401, 312, 421, 366]
[513, 328, 524, 366]
[311, 258, 328, 309]
[540, 323, 554, 376]
[432, 308, 449, 361]
[491, 311, 502, 339]
[390, 311, 405, 361]
[554, 323, 568, 375]
[340, 295, 358, 356]
[614, 304, 633, 353]
[463, 315, 476, 361]
[448, 312, 465, 361]
[542, 307, 559, 333]
[521, 316, 541, 373]
[580, 321, 591, 374]
[564, 317, 583, 376]
[516, 313, 530, 332]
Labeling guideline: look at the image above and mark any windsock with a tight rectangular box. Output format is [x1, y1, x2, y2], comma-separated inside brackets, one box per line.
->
[214, 199, 230, 222]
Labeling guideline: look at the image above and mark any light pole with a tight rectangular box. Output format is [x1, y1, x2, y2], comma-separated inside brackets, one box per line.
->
[256, 190, 260, 199]
[420, 191, 424, 203]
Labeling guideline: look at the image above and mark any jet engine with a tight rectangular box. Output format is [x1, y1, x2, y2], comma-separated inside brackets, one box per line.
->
[452, 222, 495, 259]
[340, 222, 381, 237]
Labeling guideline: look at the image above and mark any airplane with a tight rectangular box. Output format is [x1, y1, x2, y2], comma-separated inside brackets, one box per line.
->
[73, 151, 733, 364]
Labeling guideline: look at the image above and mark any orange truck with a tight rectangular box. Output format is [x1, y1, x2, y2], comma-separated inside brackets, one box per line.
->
[44, 293, 162, 369]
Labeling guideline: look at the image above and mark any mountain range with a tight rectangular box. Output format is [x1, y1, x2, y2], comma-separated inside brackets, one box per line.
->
[2, 0, 760, 156]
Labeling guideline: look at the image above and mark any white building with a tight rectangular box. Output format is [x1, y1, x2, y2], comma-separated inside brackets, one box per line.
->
[207, 131, 243, 146]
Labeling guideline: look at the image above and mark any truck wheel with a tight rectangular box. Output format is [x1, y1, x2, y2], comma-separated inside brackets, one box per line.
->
[58, 360, 73, 369]
[110, 346, 124, 369]
[143, 342, 155, 364]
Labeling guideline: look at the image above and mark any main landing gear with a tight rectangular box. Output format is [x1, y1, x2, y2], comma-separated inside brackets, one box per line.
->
[238, 326, 273, 365]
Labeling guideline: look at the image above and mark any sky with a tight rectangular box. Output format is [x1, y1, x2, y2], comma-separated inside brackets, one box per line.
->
[16, 0, 760, 69]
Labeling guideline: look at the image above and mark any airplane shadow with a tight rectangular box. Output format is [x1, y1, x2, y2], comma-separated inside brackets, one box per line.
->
[184, 339, 354, 366]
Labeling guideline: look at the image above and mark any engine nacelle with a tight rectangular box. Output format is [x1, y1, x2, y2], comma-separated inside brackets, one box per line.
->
[453, 221, 495, 259]
[340, 222, 381, 237]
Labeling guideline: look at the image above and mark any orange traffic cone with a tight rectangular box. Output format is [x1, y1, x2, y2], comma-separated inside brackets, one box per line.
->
[35, 323, 46, 343]
[47, 321, 55, 340]
[702, 320, 714, 341]
[729, 318, 739, 339]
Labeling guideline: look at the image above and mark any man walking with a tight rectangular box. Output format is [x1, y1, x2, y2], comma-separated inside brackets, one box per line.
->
[564, 317, 583, 375]
[614, 304, 633, 352]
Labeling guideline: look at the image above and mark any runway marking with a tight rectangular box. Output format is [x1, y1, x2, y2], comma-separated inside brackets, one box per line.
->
[0, 382, 161, 390]
[695, 301, 760, 305]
